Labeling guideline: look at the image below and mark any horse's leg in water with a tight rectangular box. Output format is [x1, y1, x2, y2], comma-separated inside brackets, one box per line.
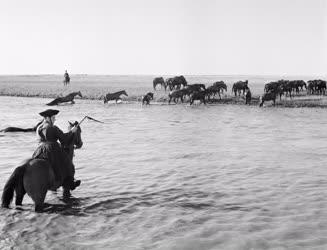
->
[71, 100, 75, 104]
[62, 176, 75, 200]
[15, 181, 26, 206]
[29, 186, 47, 212]
[63, 188, 71, 200]
[23, 160, 52, 212]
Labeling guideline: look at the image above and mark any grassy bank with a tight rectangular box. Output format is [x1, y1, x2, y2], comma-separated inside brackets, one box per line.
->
[1, 75, 327, 107]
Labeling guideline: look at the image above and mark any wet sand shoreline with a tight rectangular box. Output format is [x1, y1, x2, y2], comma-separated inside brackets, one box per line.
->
[2, 91, 327, 108]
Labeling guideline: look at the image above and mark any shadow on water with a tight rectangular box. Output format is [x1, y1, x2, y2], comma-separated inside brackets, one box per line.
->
[82, 189, 252, 216]
[10, 196, 90, 216]
[41, 196, 88, 216]
[2, 189, 260, 218]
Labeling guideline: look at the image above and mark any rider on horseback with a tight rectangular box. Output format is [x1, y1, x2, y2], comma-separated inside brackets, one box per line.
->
[64, 70, 69, 79]
[32, 109, 81, 191]
[64, 70, 70, 86]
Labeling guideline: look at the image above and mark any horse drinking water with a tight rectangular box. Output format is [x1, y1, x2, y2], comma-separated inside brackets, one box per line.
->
[142, 92, 154, 105]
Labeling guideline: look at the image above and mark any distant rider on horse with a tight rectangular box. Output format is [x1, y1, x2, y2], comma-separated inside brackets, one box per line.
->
[64, 70, 70, 85]
[32, 109, 81, 192]
[64, 70, 69, 79]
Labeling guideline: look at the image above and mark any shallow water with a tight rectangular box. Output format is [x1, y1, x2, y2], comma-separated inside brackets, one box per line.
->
[0, 95, 327, 249]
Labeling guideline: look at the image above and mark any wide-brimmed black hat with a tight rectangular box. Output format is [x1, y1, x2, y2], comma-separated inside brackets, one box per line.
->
[39, 109, 60, 117]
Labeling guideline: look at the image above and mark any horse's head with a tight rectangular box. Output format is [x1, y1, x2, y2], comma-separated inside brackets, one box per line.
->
[147, 92, 154, 99]
[77, 91, 83, 98]
[68, 121, 83, 149]
[123, 90, 128, 96]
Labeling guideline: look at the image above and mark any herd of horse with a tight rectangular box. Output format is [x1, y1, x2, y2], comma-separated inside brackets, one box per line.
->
[153, 76, 327, 106]
[260, 79, 326, 106]
[57, 73, 327, 107]
[42, 76, 327, 107]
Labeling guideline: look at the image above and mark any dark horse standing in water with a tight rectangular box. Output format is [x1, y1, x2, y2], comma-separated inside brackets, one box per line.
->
[104, 90, 128, 103]
[259, 91, 279, 107]
[232, 80, 248, 96]
[168, 75, 188, 90]
[190, 90, 206, 105]
[46, 91, 82, 106]
[153, 77, 167, 91]
[142, 92, 154, 105]
[1, 122, 83, 211]
[0, 121, 42, 133]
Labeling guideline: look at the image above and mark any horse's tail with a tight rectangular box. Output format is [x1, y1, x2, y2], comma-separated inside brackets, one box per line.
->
[1, 164, 27, 208]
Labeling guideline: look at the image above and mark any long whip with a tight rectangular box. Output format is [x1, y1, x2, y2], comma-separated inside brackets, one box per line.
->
[77, 116, 104, 126]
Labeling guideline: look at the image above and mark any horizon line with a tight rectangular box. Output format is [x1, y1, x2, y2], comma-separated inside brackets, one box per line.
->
[0, 73, 325, 78]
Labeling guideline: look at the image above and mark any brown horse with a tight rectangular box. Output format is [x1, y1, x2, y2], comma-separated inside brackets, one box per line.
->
[0, 121, 42, 133]
[259, 92, 278, 107]
[213, 81, 227, 93]
[46, 91, 82, 106]
[206, 82, 227, 100]
[153, 77, 166, 91]
[190, 90, 206, 105]
[104, 90, 128, 103]
[168, 76, 188, 90]
[1, 122, 83, 212]
[168, 89, 187, 104]
[142, 92, 154, 105]
[232, 80, 248, 96]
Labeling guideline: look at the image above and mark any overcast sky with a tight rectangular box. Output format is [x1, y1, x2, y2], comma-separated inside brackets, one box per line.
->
[0, 0, 326, 75]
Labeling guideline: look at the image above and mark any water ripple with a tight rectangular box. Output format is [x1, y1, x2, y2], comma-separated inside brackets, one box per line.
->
[1, 96, 327, 249]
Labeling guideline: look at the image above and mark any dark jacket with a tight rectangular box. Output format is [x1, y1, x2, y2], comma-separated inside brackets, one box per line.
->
[37, 121, 73, 144]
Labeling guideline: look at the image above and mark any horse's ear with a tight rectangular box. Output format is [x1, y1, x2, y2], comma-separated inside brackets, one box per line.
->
[68, 121, 74, 127]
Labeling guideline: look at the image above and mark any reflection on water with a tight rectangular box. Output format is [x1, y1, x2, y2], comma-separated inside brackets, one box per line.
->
[0, 96, 327, 249]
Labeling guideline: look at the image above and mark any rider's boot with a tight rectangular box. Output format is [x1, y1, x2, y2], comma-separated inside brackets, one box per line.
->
[63, 176, 81, 191]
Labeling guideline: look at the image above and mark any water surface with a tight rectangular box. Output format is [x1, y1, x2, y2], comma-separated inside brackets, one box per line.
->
[0, 96, 327, 249]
